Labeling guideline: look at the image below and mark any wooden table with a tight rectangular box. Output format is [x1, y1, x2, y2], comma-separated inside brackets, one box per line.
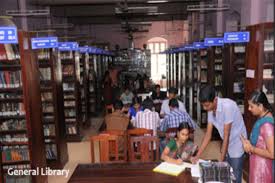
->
[68, 162, 196, 183]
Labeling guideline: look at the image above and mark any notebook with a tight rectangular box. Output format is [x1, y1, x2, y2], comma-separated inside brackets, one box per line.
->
[153, 162, 192, 176]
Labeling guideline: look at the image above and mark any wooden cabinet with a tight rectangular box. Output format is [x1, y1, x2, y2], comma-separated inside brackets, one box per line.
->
[60, 50, 82, 142]
[0, 31, 47, 183]
[37, 48, 68, 169]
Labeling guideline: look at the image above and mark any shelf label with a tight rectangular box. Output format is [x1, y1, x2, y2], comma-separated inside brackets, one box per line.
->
[246, 69, 255, 78]
[224, 31, 250, 43]
[58, 42, 79, 51]
[204, 38, 224, 46]
[31, 37, 58, 49]
[184, 45, 195, 50]
[0, 27, 18, 44]
[79, 46, 89, 53]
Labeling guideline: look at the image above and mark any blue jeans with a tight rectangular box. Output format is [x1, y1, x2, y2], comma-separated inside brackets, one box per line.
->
[226, 153, 244, 183]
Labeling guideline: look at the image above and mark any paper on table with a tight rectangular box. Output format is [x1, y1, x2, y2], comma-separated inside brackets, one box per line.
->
[191, 159, 209, 178]
[153, 162, 192, 176]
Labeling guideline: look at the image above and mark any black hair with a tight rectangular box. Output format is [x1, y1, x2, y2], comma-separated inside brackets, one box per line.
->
[249, 90, 273, 113]
[132, 96, 141, 106]
[175, 123, 191, 138]
[168, 87, 178, 94]
[199, 85, 216, 103]
[169, 98, 179, 108]
[155, 84, 160, 89]
[113, 100, 123, 110]
[177, 123, 191, 133]
[142, 98, 154, 110]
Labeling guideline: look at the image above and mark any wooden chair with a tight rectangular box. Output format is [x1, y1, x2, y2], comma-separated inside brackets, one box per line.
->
[127, 128, 153, 137]
[100, 130, 127, 161]
[90, 134, 126, 163]
[128, 136, 160, 162]
[165, 127, 178, 143]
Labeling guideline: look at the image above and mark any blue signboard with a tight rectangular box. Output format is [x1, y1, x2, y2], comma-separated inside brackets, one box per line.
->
[204, 37, 224, 46]
[58, 42, 79, 51]
[88, 47, 97, 54]
[31, 37, 58, 49]
[0, 27, 18, 44]
[79, 46, 89, 53]
[184, 45, 195, 50]
[193, 42, 207, 49]
[224, 32, 250, 43]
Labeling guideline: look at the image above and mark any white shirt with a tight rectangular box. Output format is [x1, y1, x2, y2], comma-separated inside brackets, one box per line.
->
[208, 98, 247, 158]
[134, 109, 160, 136]
[160, 99, 187, 116]
[120, 92, 134, 105]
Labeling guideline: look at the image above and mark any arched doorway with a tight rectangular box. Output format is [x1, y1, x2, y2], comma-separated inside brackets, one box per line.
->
[147, 37, 168, 88]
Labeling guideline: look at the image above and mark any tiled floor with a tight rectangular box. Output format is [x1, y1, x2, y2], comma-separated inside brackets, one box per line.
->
[48, 117, 245, 183]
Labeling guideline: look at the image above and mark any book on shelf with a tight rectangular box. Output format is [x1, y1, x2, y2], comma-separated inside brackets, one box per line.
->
[63, 83, 75, 91]
[0, 119, 26, 131]
[3, 164, 31, 183]
[1, 145, 30, 162]
[66, 125, 77, 134]
[0, 134, 28, 143]
[263, 69, 273, 79]
[215, 47, 222, 55]
[45, 144, 57, 159]
[234, 46, 246, 53]
[43, 125, 56, 136]
[0, 71, 22, 88]
[64, 101, 75, 107]
[62, 65, 74, 76]
[38, 49, 50, 60]
[64, 109, 76, 117]
[39, 68, 51, 81]
[0, 102, 25, 116]
[0, 44, 20, 61]
[42, 103, 54, 113]
[64, 94, 75, 99]
[60, 52, 73, 60]
[41, 92, 53, 101]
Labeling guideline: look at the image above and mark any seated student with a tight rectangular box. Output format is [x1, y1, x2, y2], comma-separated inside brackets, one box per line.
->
[105, 100, 129, 131]
[151, 84, 167, 101]
[134, 98, 160, 136]
[120, 87, 134, 106]
[128, 97, 143, 122]
[161, 123, 198, 165]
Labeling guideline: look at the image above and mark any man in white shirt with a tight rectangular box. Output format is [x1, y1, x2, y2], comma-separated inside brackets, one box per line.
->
[120, 87, 134, 105]
[134, 98, 160, 136]
[160, 87, 186, 117]
[191, 85, 247, 183]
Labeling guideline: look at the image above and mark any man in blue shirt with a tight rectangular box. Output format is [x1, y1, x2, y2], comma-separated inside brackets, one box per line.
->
[191, 85, 247, 183]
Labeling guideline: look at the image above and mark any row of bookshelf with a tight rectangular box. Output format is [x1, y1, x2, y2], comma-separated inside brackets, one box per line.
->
[1, 146, 30, 162]
[0, 71, 22, 88]
[0, 44, 20, 61]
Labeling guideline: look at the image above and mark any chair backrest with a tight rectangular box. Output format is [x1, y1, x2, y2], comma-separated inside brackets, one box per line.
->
[128, 136, 160, 162]
[127, 128, 153, 137]
[90, 134, 126, 163]
[165, 127, 178, 141]
[100, 130, 127, 161]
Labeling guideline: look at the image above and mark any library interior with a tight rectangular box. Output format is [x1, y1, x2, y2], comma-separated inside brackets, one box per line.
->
[0, 0, 274, 183]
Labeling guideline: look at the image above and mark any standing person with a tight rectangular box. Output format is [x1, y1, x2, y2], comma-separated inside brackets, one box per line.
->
[160, 87, 186, 117]
[151, 84, 167, 101]
[191, 85, 247, 183]
[102, 71, 113, 107]
[240, 90, 274, 183]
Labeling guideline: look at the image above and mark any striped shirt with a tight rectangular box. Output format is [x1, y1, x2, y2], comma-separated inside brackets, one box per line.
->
[160, 108, 197, 132]
[134, 109, 160, 136]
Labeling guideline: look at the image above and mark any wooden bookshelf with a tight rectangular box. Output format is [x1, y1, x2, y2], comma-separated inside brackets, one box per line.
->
[60, 50, 82, 142]
[36, 48, 68, 169]
[0, 31, 47, 183]
[191, 50, 199, 120]
[184, 51, 193, 115]
[243, 22, 274, 182]
[88, 53, 97, 116]
[79, 52, 90, 127]
[224, 43, 247, 115]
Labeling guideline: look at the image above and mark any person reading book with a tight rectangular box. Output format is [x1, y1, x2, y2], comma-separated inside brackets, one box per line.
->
[161, 123, 197, 165]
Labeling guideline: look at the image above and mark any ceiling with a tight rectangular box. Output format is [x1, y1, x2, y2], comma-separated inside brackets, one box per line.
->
[31, 0, 209, 25]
